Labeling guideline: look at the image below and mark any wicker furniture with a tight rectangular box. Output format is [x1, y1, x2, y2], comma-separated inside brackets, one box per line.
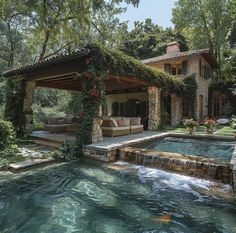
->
[101, 117, 143, 137]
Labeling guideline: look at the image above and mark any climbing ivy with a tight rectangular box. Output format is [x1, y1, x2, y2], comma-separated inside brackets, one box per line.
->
[76, 65, 105, 154]
[4, 77, 26, 135]
[86, 43, 186, 94]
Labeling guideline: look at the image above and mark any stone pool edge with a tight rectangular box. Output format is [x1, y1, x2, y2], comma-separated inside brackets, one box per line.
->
[230, 144, 236, 197]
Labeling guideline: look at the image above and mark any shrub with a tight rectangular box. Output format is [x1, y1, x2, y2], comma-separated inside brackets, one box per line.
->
[0, 119, 16, 150]
[59, 140, 81, 161]
[183, 119, 198, 128]
[0, 105, 4, 119]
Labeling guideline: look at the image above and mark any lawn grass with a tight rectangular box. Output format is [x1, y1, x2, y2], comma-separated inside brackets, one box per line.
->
[162, 125, 236, 138]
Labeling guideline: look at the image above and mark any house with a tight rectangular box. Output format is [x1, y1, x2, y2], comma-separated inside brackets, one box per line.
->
[142, 41, 219, 123]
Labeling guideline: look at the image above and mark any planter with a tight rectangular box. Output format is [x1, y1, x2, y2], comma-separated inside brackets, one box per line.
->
[205, 127, 215, 134]
[187, 127, 196, 135]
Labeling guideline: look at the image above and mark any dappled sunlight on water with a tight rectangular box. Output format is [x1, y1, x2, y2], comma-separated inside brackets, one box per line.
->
[0, 159, 235, 233]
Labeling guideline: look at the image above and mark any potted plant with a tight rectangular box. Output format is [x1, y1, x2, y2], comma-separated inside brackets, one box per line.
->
[204, 118, 217, 134]
[183, 119, 198, 134]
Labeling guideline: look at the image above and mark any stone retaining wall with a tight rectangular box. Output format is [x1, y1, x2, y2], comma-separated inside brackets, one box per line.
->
[230, 144, 236, 197]
[83, 148, 117, 162]
[118, 146, 231, 184]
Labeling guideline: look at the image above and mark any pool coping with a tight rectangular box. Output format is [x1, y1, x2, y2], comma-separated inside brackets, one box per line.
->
[87, 132, 235, 152]
[230, 144, 236, 170]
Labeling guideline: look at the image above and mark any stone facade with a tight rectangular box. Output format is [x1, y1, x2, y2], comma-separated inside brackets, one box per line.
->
[23, 81, 36, 134]
[91, 119, 103, 143]
[148, 86, 161, 130]
[146, 54, 212, 121]
[83, 148, 117, 162]
[171, 93, 182, 125]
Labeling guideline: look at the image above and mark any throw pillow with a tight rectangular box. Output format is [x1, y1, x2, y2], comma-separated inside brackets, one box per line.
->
[131, 117, 141, 125]
[122, 117, 131, 126]
[110, 118, 118, 127]
[102, 119, 113, 127]
[117, 119, 126, 127]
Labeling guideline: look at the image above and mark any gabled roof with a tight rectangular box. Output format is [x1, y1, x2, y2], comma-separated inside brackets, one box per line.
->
[141, 49, 219, 68]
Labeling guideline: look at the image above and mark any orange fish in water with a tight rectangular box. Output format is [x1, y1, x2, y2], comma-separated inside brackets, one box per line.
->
[151, 214, 172, 224]
[106, 165, 127, 171]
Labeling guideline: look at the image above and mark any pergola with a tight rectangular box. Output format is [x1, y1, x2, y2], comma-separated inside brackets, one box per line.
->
[3, 44, 185, 143]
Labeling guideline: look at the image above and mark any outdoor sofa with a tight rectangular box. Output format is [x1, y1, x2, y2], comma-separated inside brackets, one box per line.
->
[44, 117, 80, 133]
[101, 117, 143, 137]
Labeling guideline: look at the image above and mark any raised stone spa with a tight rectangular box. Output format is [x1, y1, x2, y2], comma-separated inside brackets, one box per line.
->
[85, 132, 236, 196]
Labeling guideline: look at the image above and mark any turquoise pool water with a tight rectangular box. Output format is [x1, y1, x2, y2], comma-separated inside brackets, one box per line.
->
[0, 159, 236, 233]
[138, 137, 235, 162]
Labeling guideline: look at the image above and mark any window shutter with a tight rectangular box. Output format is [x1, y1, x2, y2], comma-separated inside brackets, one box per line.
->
[164, 64, 171, 74]
[182, 60, 188, 75]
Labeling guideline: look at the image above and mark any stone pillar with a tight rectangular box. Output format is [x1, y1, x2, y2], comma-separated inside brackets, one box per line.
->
[148, 86, 161, 130]
[171, 94, 182, 126]
[91, 106, 103, 143]
[23, 81, 36, 134]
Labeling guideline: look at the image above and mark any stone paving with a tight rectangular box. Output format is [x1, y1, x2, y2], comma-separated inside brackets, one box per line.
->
[87, 131, 168, 151]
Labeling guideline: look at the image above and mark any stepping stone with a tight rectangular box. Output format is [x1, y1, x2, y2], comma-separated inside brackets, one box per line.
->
[9, 158, 56, 171]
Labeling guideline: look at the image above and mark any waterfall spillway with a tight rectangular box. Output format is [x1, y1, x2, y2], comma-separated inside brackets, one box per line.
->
[118, 147, 231, 184]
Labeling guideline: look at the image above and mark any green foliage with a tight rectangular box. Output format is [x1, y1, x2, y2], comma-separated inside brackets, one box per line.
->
[32, 104, 67, 129]
[0, 105, 4, 119]
[59, 140, 81, 160]
[0, 145, 24, 170]
[0, 119, 16, 150]
[172, 0, 235, 80]
[77, 66, 105, 150]
[183, 119, 198, 128]
[121, 18, 188, 59]
[87, 43, 186, 94]
[43, 150, 63, 160]
[4, 78, 25, 134]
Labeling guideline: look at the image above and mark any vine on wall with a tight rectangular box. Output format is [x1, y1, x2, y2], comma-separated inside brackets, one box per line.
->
[4, 77, 26, 135]
[76, 65, 105, 153]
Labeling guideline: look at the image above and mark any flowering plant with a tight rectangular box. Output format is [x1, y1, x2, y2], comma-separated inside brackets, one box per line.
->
[204, 118, 217, 128]
[183, 119, 198, 128]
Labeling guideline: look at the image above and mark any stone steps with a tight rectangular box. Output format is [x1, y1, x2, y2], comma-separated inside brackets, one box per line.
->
[32, 139, 61, 148]
[9, 158, 56, 171]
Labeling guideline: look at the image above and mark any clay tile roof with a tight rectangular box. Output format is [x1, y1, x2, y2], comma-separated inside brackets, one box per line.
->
[141, 49, 219, 68]
[2, 48, 91, 77]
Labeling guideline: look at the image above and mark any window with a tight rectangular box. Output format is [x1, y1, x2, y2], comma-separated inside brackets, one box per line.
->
[213, 93, 229, 117]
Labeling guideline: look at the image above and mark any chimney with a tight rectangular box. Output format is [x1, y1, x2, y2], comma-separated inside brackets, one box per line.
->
[166, 41, 180, 54]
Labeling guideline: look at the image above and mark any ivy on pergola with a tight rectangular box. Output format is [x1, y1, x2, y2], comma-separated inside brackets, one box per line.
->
[3, 43, 195, 154]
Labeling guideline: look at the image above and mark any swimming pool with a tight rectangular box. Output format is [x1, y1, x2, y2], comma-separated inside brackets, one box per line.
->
[0, 159, 235, 233]
[137, 137, 235, 162]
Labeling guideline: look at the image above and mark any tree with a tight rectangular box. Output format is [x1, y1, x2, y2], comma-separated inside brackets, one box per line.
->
[172, 0, 233, 79]
[120, 18, 188, 59]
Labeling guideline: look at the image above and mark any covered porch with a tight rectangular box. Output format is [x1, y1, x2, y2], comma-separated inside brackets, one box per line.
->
[3, 43, 185, 151]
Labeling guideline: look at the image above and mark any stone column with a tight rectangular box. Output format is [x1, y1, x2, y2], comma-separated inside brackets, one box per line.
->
[91, 106, 103, 143]
[171, 94, 182, 126]
[23, 81, 36, 134]
[148, 86, 161, 130]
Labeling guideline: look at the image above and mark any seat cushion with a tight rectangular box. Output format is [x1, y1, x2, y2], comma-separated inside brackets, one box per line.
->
[101, 126, 130, 131]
